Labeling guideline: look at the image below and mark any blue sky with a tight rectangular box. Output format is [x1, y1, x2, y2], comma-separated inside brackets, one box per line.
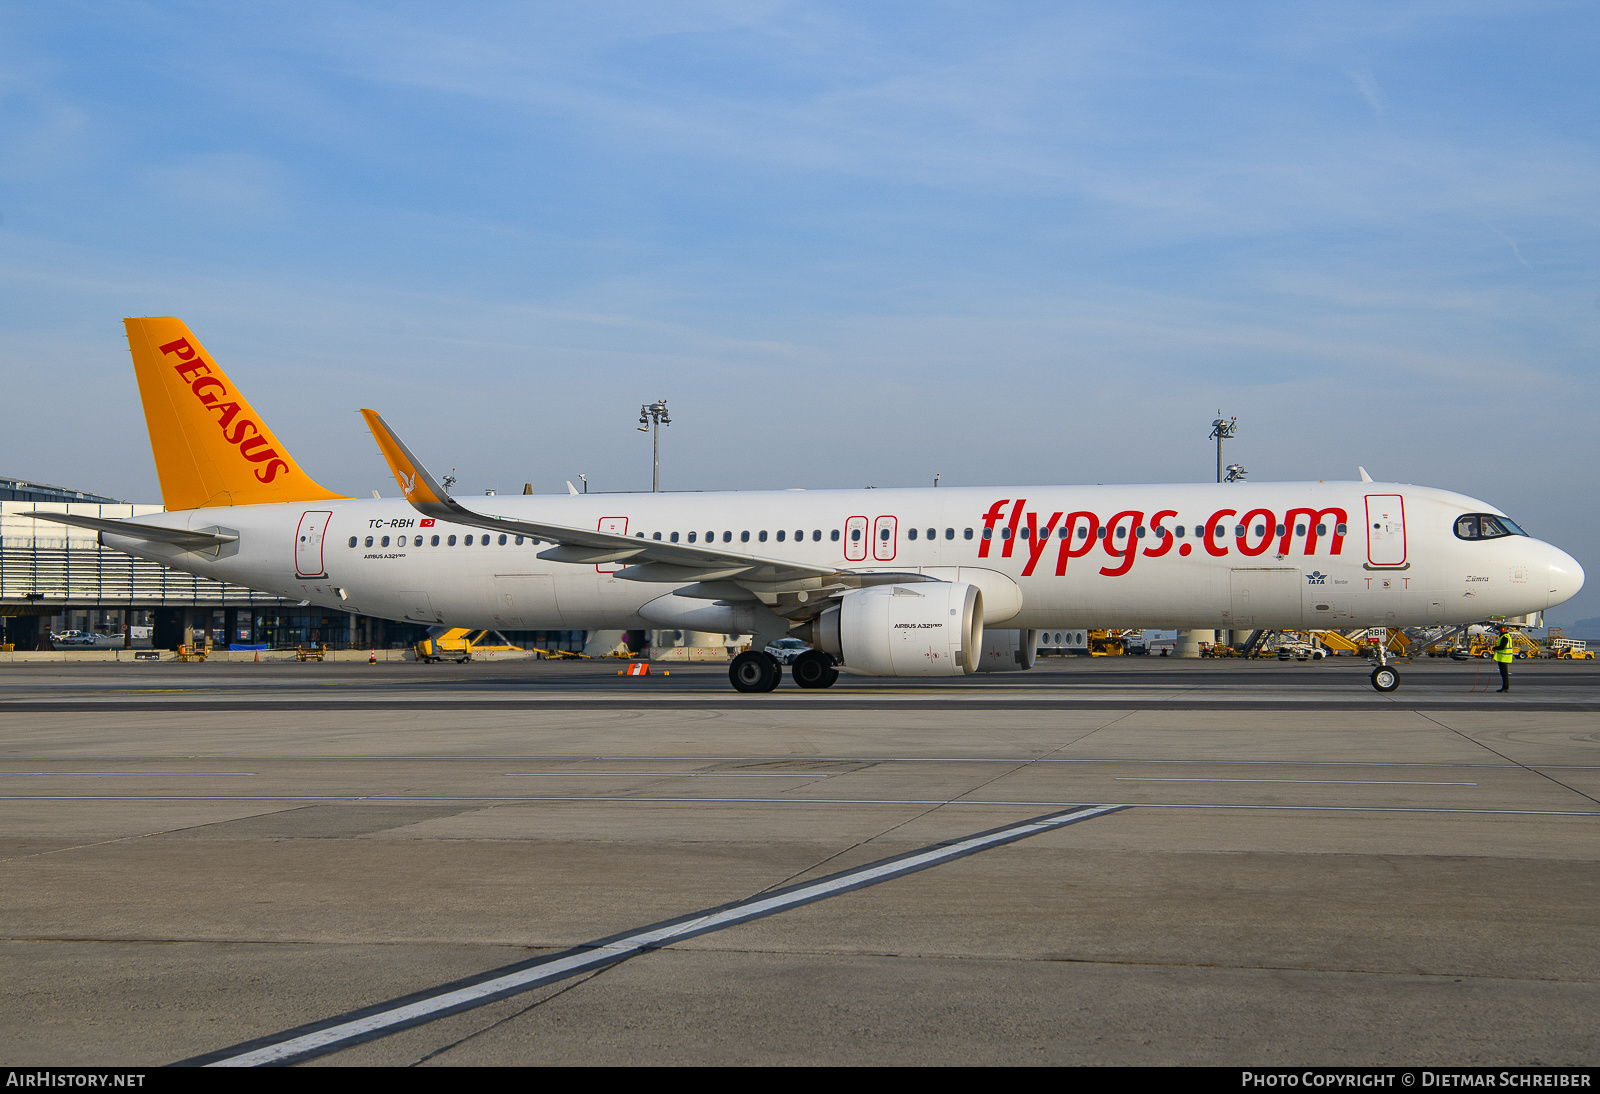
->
[3, 2, 1598, 623]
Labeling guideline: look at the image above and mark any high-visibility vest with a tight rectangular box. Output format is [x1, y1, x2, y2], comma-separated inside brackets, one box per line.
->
[1494, 634, 1515, 663]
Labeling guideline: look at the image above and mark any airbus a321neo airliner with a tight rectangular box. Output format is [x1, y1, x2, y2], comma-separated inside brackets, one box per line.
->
[37, 318, 1584, 694]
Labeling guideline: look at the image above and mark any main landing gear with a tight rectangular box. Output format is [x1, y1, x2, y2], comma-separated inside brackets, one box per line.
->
[729, 651, 782, 693]
[1369, 627, 1401, 693]
[728, 650, 840, 692]
[791, 649, 839, 689]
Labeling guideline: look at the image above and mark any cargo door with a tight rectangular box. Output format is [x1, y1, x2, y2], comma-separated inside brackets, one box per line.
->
[872, 515, 898, 562]
[295, 511, 333, 578]
[844, 515, 868, 562]
[596, 516, 629, 574]
[399, 589, 441, 624]
[492, 574, 562, 627]
[1365, 495, 1407, 567]
[1229, 568, 1303, 629]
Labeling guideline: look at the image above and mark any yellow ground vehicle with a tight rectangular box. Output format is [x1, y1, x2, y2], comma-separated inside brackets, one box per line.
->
[414, 629, 528, 663]
[1543, 629, 1594, 659]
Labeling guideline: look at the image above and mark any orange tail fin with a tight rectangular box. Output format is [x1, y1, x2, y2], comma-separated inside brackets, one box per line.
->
[124, 317, 346, 510]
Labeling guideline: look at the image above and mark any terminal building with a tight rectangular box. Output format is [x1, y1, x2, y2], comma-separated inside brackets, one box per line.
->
[0, 476, 589, 654]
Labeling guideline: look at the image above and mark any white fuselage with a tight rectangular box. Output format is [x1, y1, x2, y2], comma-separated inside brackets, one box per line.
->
[106, 481, 1583, 635]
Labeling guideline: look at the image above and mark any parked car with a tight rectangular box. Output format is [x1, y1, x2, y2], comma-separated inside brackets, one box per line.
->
[51, 630, 98, 646]
[765, 638, 810, 664]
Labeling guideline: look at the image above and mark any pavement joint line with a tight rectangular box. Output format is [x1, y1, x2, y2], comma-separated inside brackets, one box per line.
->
[176, 803, 1129, 1067]
[1114, 778, 1481, 785]
[1, 795, 1596, 816]
[4, 757, 1595, 769]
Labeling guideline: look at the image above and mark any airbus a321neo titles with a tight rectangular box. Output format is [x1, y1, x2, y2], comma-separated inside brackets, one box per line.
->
[36, 318, 1585, 693]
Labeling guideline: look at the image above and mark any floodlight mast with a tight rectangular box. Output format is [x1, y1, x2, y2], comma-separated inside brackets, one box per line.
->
[638, 400, 672, 492]
[1209, 412, 1239, 484]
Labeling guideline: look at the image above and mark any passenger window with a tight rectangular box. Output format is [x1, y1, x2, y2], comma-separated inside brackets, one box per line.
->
[758, 531, 767, 542]
[945, 528, 954, 539]
[927, 528, 935, 540]
[741, 531, 750, 543]
[1315, 525, 1325, 536]
[464, 535, 473, 545]
[982, 528, 992, 540]
[1135, 526, 1145, 538]
[688, 532, 696, 543]
[1335, 523, 1347, 536]
[1275, 524, 1285, 536]
[723, 531, 732, 543]
[348, 536, 357, 548]
[851, 528, 861, 541]
[652, 532, 662, 541]
[364, 536, 373, 547]
[515, 535, 524, 545]
[880, 527, 891, 541]
[448, 535, 456, 546]
[1097, 528, 1106, 539]
[1001, 527, 1011, 540]
[812, 530, 820, 541]
[908, 528, 917, 540]
[670, 531, 679, 543]
[431, 535, 440, 546]
[1174, 526, 1184, 537]
[482, 536, 489, 546]
[381, 536, 390, 547]
[831, 529, 840, 541]
[776, 530, 786, 541]
[499, 534, 508, 545]
[963, 528, 973, 539]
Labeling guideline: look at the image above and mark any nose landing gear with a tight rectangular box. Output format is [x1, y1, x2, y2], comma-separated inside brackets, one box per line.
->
[1369, 628, 1401, 692]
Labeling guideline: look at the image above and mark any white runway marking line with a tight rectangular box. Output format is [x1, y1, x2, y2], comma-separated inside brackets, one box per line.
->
[184, 803, 1128, 1068]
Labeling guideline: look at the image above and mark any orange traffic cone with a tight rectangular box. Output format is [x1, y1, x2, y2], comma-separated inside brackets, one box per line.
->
[369, 649, 377, 665]
[253, 650, 259, 663]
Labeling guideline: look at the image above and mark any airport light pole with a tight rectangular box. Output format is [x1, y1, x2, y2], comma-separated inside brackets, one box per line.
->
[1209, 412, 1238, 483]
[637, 400, 671, 492]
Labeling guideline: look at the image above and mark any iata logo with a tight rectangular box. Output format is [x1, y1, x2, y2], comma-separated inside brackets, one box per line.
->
[978, 498, 1347, 579]
[1307, 571, 1327, 584]
[159, 338, 290, 484]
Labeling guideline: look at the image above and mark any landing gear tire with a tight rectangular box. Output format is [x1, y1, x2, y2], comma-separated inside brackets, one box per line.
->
[1370, 666, 1400, 692]
[792, 650, 839, 689]
[730, 651, 782, 693]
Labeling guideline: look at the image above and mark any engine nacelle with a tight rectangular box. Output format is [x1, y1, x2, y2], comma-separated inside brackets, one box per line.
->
[808, 582, 982, 676]
[974, 629, 1039, 672]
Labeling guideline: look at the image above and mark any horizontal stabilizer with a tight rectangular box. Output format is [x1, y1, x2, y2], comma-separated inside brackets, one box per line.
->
[29, 512, 238, 549]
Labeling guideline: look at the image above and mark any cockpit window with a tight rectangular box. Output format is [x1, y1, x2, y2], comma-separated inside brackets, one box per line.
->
[1454, 514, 1528, 540]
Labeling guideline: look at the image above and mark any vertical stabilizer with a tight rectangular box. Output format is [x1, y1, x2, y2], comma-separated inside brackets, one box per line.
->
[124, 317, 346, 510]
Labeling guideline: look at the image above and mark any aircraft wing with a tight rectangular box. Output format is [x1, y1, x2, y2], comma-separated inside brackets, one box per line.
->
[360, 410, 928, 604]
[28, 512, 238, 549]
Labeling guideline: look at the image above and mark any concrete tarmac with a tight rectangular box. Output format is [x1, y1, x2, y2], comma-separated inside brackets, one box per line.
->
[1, 656, 1596, 1066]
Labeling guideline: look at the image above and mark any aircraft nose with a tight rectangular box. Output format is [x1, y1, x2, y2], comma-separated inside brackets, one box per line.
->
[1545, 543, 1585, 610]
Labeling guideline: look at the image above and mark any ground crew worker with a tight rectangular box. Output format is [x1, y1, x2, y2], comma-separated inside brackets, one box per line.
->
[1493, 626, 1515, 692]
